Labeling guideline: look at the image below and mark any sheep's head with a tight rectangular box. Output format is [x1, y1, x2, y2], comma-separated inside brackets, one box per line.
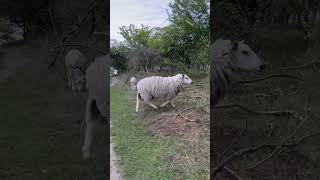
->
[130, 76, 137, 83]
[227, 40, 265, 72]
[210, 39, 266, 106]
[176, 74, 193, 85]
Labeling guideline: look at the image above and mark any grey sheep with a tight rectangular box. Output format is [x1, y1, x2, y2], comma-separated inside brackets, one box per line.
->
[82, 54, 107, 160]
[210, 39, 266, 106]
[65, 49, 87, 92]
[130, 76, 138, 91]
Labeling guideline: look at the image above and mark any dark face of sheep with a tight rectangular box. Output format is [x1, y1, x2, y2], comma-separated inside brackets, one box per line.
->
[210, 39, 266, 107]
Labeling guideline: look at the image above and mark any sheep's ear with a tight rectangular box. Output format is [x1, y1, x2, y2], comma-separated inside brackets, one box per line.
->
[231, 41, 239, 51]
[239, 39, 245, 43]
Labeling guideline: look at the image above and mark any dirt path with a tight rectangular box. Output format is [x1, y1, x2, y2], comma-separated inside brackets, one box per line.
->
[110, 76, 124, 180]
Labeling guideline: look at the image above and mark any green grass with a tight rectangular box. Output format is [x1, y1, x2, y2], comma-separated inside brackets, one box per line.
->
[111, 85, 178, 180]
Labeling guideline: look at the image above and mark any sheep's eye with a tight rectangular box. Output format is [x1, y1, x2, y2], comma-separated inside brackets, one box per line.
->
[241, 50, 249, 55]
[222, 52, 228, 56]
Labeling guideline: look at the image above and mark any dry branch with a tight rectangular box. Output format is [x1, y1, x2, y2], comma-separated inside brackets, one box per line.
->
[218, 129, 245, 161]
[53, 44, 107, 54]
[233, 74, 303, 85]
[224, 166, 244, 180]
[213, 105, 318, 177]
[279, 61, 320, 70]
[213, 103, 296, 117]
[48, 0, 104, 69]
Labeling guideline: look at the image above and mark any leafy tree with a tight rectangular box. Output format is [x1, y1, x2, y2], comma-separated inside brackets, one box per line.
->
[110, 40, 129, 71]
[119, 24, 154, 48]
[161, 0, 210, 70]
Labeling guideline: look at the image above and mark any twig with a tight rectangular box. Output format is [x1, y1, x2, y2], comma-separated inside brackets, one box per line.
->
[213, 103, 296, 117]
[237, 104, 309, 171]
[53, 44, 107, 54]
[178, 113, 195, 122]
[279, 61, 320, 70]
[48, 0, 104, 69]
[213, 104, 309, 177]
[223, 166, 244, 180]
[233, 74, 303, 85]
[218, 129, 245, 161]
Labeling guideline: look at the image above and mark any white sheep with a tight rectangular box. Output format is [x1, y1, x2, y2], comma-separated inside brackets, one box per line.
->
[65, 49, 87, 92]
[135, 74, 193, 112]
[210, 39, 266, 106]
[130, 76, 137, 91]
[82, 54, 107, 160]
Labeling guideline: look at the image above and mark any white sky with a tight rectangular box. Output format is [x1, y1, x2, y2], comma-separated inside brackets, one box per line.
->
[110, 0, 172, 41]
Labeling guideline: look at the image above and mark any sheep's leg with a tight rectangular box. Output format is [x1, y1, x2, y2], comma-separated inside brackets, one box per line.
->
[82, 99, 95, 159]
[67, 70, 72, 88]
[136, 93, 140, 112]
[170, 99, 176, 107]
[145, 101, 158, 109]
[160, 100, 170, 107]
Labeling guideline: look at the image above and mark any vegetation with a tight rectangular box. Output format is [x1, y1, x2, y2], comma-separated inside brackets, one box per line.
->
[111, 75, 209, 179]
[111, 85, 176, 179]
[111, 0, 210, 72]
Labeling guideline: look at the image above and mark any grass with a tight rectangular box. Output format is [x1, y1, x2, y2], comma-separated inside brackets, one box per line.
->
[0, 41, 107, 180]
[110, 74, 210, 180]
[111, 85, 176, 180]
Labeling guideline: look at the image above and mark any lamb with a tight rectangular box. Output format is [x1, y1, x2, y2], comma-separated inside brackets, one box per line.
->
[210, 39, 266, 106]
[82, 54, 107, 160]
[135, 74, 193, 112]
[130, 76, 137, 91]
[65, 49, 88, 92]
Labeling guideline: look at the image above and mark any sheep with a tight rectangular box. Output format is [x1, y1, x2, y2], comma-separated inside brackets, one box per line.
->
[65, 49, 88, 92]
[130, 76, 138, 91]
[210, 39, 266, 106]
[135, 74, 193, 112]
[82, 54, 107, 160]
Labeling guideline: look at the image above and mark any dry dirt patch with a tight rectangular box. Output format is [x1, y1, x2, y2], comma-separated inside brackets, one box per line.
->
[146, 111, 203, 138]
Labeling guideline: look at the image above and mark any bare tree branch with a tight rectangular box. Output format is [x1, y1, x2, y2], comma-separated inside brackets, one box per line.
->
[224, 166, 244, 180]
[213, 104, 320, 177]
[213, 103, 296, 117]
[48, 0, 104, 69]
[279, 61, 320, 70]
[233, 74, 303, 85]
[53, 44, 107, 54]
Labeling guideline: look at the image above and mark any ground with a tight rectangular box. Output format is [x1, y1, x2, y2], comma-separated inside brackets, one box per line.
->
[110, 73, 210, 179]
[212, 52, 320, 179]
[0, 39, 107, 179]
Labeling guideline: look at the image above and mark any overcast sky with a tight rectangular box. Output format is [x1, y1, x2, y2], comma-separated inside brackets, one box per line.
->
[110, 0, 172, 41]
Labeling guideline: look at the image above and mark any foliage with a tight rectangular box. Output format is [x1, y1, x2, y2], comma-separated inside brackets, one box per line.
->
[117, 0, 210, 72]
[160, 0, 210, 70]
[213, 0, 320, 43]
[119, 24, 155, 49]
[110, 41, 129, 71]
